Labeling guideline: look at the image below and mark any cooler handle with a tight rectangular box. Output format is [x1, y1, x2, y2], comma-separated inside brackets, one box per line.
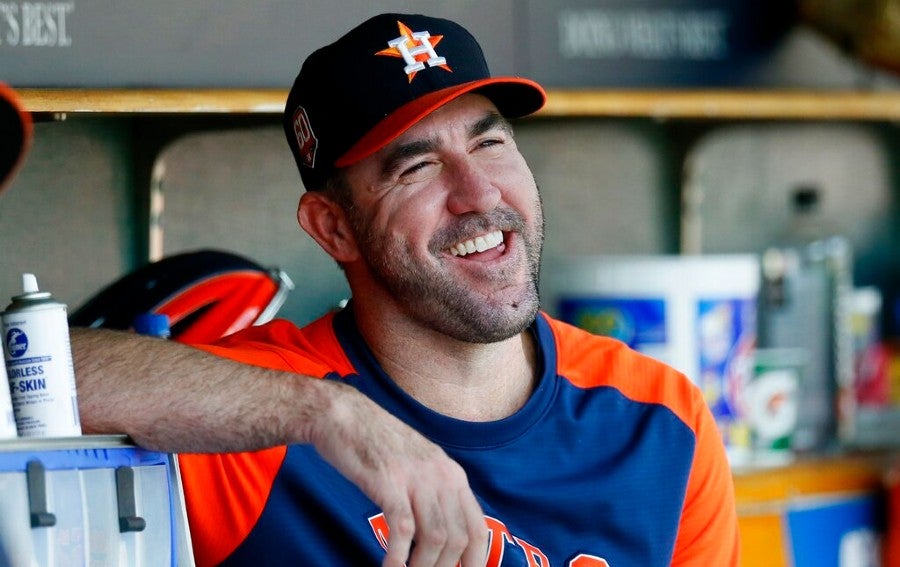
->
[115, 466, 147, 533]
[26, 460, 56, 528]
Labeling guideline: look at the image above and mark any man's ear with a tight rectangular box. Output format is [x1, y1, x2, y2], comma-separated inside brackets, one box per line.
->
[297, 192, 359, 263]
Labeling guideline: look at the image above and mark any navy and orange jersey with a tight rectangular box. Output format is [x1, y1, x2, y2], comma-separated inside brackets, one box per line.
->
[179, 307, 739, 566]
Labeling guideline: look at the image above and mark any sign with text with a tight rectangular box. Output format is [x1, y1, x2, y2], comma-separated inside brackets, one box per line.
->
[521, 0, 795, 87]
[0, 0, 519, 88]
[0, 0, 794, 88]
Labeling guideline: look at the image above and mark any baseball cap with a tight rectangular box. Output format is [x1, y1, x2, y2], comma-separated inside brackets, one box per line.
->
[283, 13, 546, 190]
[0, 82, 32, 195]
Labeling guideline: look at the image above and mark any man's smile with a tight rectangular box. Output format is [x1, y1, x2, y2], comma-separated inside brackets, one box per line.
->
[447, 229, 504, 257]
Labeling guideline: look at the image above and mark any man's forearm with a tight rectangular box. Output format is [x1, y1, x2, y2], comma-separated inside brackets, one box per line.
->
[70, 327, 325, 452]
[70, 327, 489, 566]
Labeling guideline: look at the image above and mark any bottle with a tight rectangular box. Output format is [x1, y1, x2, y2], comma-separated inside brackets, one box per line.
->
[132, 313, 171, 339]
[1, 273, 81, 437]
[758, 185, 854, 452]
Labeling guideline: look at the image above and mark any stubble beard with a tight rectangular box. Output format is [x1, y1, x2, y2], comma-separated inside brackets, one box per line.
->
[348, 200, 545, 344]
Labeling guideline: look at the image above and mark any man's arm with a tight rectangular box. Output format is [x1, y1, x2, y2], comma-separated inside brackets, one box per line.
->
[70, 327, 488, 567]
[669, 390, 741, 566]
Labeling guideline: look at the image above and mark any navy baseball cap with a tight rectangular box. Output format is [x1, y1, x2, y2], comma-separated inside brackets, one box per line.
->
[283, 13, 546, 190]
[0, 83, 32, 195]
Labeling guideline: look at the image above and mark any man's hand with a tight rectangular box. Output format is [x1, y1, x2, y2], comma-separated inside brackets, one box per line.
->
[72, 328, 487, 565]
[308, 382, 488, 567]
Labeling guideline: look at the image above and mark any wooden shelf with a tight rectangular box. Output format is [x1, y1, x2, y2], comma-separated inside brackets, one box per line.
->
[544, 89, 900, 121]
[733, 454, 887, 507]
[16, 88, 900, 121]
[18, 88, 288, 115]
[732, 453, 892, 567]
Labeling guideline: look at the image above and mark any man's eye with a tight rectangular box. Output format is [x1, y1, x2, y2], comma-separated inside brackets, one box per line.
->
[477, 137, 506, 149]
[400, 161, 432, 177]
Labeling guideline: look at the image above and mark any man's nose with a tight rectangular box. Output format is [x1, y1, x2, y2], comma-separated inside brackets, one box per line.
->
[445, 158, 501, 215]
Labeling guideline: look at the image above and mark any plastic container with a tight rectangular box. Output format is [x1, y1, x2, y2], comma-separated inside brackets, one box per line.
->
[747, 347, 806, 466]
[759, 185, 854, 452]
[550, 254, 760, 463]
[0, 435, 194, 566]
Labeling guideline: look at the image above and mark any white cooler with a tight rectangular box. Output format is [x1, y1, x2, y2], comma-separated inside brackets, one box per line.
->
[0, 435, 193, 566]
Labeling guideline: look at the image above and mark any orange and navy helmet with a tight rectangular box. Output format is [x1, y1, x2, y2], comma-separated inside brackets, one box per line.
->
[69, 249, 293, 344]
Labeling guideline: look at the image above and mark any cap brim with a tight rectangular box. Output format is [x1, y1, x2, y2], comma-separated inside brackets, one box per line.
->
[335, 77, 545, 168]
[0, 83, 32, 194]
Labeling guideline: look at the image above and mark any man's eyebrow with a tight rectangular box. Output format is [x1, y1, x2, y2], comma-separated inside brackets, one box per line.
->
[380, 138, 439, 179]
[469, 111, 513, 138]
[379, 111, 513, 179]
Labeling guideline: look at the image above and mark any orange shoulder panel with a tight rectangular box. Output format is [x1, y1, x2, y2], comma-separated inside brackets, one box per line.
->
[178, 314, 355, 566]
[548, 316, 703, 429]
[670, 409, 741, 566]
[179, 448, 287, 567]
[546, 315, 740, 564]
[204, 315, 356, 378]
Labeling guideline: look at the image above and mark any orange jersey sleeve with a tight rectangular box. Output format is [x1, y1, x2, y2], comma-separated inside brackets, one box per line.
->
[550, 316, 740, 565]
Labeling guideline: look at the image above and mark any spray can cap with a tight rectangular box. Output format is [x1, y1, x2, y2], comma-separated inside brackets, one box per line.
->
[9, 273, 52, 303]
[22, 273, 39, 293]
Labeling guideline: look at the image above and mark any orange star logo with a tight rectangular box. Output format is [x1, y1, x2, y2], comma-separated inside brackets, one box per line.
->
[375, 20, 452, 83]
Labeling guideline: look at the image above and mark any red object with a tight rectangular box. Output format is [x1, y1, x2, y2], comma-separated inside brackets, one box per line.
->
[856, 342, 891, 407]
[0, 82, 33, 194]
[885, 466, 900, 566]
[69, 249, 293, 343]
[156, 271, 283, 344]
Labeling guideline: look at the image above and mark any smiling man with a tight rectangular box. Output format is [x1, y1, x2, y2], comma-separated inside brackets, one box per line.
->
[71, 12, 739, 567]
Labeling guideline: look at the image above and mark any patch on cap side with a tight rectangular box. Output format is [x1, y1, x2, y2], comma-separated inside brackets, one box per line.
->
[292, 105, 318, 169]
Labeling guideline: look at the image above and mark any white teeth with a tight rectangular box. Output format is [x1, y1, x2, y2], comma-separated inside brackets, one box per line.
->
[449, 230, 504, 257]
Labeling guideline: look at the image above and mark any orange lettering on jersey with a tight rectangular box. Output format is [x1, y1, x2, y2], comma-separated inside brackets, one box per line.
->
[368, 513, 391, 551]
[368, 511, 609, 566]
[516, 536, 550, 567]
[484, 516, 516, 567]
[569, 554, 611, 567]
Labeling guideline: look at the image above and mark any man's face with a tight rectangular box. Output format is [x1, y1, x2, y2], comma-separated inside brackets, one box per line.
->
[342, 94, 544, 343]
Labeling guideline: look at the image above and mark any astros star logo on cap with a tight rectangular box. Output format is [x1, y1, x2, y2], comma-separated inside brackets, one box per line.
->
[375, 21, 452, 82]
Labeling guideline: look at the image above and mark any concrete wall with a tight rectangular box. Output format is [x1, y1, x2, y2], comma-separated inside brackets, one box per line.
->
[0, 118, 137, 310]
[0, 115, 674, 326]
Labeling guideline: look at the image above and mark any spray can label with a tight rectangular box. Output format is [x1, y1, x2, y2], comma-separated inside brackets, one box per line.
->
[3, 298, 81, 438]
[0, 356, 16, 438]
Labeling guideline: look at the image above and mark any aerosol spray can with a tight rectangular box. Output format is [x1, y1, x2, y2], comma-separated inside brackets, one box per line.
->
[2, 273, 81, 437]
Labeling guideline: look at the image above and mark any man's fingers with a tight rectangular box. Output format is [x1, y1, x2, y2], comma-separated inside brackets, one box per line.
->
[382, 501, 416, 567]
[429, 507, 472, 567]
[380, 472, 486, 567]
[398, 480, 487, 567]
[406, 490, 459, 567]
[459, 489, 489, 567]
[314, 387, 486, 567]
